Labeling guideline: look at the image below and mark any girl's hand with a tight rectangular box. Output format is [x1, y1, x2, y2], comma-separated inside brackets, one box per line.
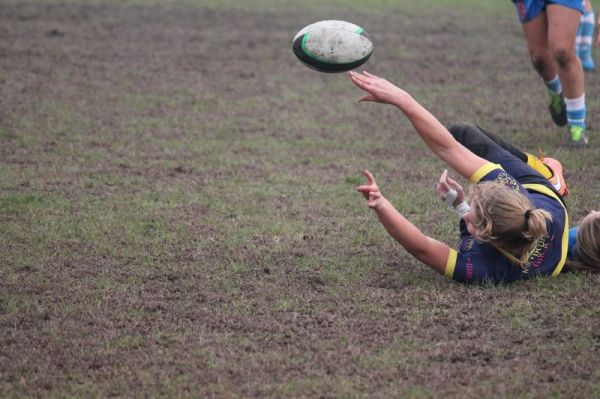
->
[357, 170, 387, 209]
[436, 169, 465, 207]
[349, 71, 409, 107]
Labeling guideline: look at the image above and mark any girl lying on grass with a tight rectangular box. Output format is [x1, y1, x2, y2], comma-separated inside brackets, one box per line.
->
[349, 71, 599, 284]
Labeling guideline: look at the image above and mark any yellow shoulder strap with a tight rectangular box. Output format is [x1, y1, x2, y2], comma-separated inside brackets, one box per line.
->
[522, 183, 569, 277]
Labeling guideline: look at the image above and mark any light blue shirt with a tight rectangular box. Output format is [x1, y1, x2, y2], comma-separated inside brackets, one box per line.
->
[568, 227, 579, 259]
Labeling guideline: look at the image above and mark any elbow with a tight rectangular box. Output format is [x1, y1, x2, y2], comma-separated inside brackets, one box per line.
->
[406, 238, 445, 272]
[408, 246, 432, 264]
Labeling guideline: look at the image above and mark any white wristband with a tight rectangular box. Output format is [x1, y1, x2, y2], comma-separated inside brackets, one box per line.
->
[455, 201, 470, 217]
[442, 189, 458, 206]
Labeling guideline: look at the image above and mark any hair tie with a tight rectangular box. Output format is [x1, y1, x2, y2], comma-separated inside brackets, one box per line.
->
[524, 209, 532, 222]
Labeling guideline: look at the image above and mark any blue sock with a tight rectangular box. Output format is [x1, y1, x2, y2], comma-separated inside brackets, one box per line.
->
[578, 11, 595, 64]
[545, 76, 562, 96]
[565, 94, 586, 128]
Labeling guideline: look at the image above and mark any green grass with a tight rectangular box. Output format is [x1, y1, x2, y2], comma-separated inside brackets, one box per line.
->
[29, 0, 511, 12]
[1, 0, 600, 398]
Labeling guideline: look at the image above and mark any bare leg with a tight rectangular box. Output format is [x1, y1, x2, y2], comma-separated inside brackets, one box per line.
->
[547, 4, 584, 98]
[521, 13, 568, 127]
[521, 12, 557, 81]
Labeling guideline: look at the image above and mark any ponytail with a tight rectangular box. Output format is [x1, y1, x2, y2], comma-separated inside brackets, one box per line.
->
[519, 208, 552, 265]
[470, 182, 552, 267]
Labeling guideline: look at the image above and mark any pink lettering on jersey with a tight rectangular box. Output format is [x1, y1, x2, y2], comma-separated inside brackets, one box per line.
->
[529, 235, 553, 269]
[466, 257, 473, 282]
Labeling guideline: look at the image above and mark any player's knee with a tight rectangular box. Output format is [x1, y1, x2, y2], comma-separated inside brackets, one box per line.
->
[552, 46, 576, 69]
[530, 53, 551, 75]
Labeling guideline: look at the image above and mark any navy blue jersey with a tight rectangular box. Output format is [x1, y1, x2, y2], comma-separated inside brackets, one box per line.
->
[444, 163, 569, 284]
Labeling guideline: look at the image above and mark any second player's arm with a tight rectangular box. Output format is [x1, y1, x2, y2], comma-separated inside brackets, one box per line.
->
[358, 171, 454, 275]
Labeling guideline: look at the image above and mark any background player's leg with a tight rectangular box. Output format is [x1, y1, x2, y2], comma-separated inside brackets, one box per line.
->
[577, 0, 596, 71]
[521, 11, 568, 127]
[547, 4, 588, 145]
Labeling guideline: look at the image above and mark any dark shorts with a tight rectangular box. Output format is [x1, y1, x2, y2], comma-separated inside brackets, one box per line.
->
[447, 122, 555, 192]
[512, 0, 584, 23]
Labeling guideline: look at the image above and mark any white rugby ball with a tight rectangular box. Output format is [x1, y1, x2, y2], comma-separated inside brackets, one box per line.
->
[292, 20, 374, 73]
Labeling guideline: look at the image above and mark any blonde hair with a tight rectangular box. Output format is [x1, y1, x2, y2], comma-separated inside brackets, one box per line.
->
[469, 182, 552, 267]
[565, 213, 600, 273]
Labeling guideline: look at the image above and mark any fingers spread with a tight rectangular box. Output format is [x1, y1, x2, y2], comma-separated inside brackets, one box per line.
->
[364, 170, 375, 185]
[350, 76, 370, 91]
[439, 169, 448, 183]
[367, 191, 381, 208]
[350, 71, 371, 84]
[447, 177, 461, 190]
[363, 70, 380, 79]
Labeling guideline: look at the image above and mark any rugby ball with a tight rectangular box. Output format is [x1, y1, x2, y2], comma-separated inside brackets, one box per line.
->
[292, 20, 374, 73]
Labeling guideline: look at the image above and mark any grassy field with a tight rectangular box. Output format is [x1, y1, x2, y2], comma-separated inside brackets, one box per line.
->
[1, 0, 600, 397]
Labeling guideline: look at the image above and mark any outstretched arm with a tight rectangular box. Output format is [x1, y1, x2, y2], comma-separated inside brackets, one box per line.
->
[357, 170, 452, 274]
[349, 71, 487, 180]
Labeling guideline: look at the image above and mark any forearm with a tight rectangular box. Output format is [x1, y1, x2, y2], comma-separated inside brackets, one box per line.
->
[392, 95, 485, 180]
[349, 71, 485, 178]
[373, 199, 450, 274]
[395, 95, 456, 157]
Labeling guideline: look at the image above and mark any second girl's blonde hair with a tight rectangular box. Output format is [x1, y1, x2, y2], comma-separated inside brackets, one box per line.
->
[565, 213, 600, 273]
[469, 182, 552, 267]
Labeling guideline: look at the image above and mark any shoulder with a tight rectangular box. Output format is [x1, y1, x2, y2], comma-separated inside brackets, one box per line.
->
[470, 163, 523, 191]
[470, 163, 505, 184]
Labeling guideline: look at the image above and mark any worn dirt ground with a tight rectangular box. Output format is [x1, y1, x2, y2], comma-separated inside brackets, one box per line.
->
[1, 1, 600, 397]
